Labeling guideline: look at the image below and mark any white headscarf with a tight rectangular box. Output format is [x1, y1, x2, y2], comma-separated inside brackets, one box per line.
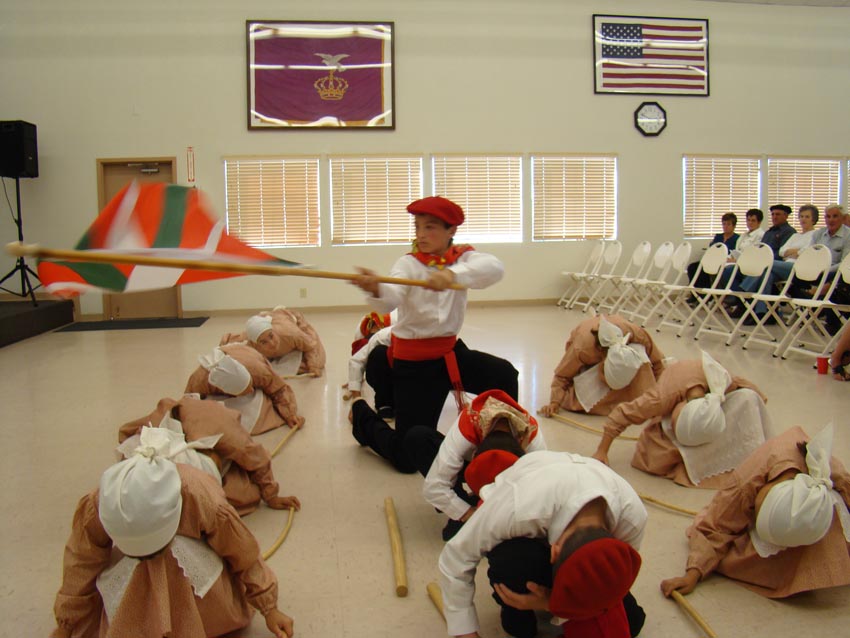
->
[597, 317, 650, 390]
[675, 351, 732, 446]
[99, 427, 183, 557]
[753, 424, 850, 555]
[246, 315, 273, 342]
[199, 348, 251, 396]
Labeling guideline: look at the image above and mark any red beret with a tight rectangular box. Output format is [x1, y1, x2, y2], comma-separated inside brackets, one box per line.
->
[463, 450, 518, 496]
[407, 196, 464, 226]
[549, 538, 641, 620]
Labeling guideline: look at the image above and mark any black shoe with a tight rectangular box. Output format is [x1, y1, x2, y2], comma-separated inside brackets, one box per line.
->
[727, 303, 745, 319]
[377, 406, 395, 420]
[442, 518, 464, 541]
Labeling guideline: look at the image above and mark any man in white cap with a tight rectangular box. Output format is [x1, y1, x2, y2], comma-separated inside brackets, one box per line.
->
[593, 352, 769, 488]
[540, 315, 665, 418]
[52, 427, 295, 638]
[661, 424, 850, 598]
[117, 395, 300, 516]
[221, 307, 326, 376]
[185, 343, 305, 430]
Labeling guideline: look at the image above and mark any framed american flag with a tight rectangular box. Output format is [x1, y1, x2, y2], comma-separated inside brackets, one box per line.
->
[247, 20, 395, 129]
[592, 15, 709, 96]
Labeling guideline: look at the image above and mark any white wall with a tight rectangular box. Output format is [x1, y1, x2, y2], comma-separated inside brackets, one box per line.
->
[1, 0, 848, 314]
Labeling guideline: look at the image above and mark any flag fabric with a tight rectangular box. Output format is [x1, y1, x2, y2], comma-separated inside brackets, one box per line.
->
[37, 182, 301, 298]
[593, 15, 709, 95]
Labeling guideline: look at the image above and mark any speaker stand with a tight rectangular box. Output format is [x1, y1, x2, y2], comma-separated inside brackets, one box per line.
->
[0, 177, 41, 306]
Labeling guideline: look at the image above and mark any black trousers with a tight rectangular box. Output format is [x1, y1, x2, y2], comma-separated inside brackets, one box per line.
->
[392, 338, 519, 433]
[486, 538, 646, 638]
[364, 344, 394, 410]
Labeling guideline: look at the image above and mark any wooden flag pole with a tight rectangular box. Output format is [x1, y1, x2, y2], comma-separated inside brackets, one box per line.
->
[5, 242, 466, 290]
[270, 426, 299, 459]
[384, 497, 408, 597]
[546, 412, 639, 442]
[261, 507, 296, 561]
[639, 494, 698, 517]
[671, 591, 718, 638]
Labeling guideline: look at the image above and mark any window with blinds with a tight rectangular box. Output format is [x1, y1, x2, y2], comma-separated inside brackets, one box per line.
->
[330, 156, 423, 245]
[767, 158, 841, 230]
[223, 157, 320, 247]
[432, 155, 522, 243]
[531, 155, 617, 241]
[683, 156, 760, 238]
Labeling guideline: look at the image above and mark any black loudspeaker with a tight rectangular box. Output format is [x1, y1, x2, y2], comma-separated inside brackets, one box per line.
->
[0, 120, 39, 178]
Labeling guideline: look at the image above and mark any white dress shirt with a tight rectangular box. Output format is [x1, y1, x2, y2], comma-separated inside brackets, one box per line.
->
[778, 230, 814, 261]
[422, 417, 547, 521]
[366, 251, 504, 339]
[346, 326, 393, 392]
[731, 227, 765, 259]
[438, 450, 647, 636]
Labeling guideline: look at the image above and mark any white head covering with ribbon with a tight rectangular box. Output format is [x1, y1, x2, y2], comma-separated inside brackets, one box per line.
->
[246, 314, 274, 342]
[199, 347, 251, 396]
[675, 351, 732, 446]
[597, 317, 651, 390]
[99, 427, 184, 557]
[751, 424, 850, 557]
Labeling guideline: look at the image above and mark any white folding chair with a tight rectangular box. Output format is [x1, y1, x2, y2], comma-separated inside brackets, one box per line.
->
[610, 241, 674, 319]
[631, 242, 692, 327]
[557, 240, 605, 307]
[692, 243, 775, 344]
[774, 254, 850, 360]
[593, 241, 652, 314]
[570, 240, 623, 311]
[650, 242, 728, 335]
[741, 244, 833, 351]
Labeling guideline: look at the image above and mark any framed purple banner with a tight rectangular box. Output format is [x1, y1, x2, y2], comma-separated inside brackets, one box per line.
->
[593, 14, 709, 96]
[247, 21, 395, 129]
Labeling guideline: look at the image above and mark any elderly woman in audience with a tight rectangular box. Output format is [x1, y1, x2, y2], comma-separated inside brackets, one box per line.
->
[540, 314, 665, 418]
[592, 352, 770, 489]
[661, 424, 850, 599]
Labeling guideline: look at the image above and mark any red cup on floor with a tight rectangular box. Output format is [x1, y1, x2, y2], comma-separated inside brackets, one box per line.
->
[816, 357, 829, 374]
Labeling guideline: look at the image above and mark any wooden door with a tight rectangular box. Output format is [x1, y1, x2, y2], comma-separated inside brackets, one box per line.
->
[96, 158, 182, 319]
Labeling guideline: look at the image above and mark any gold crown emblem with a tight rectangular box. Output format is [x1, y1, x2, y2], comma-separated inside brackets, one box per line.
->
[314, 70, 348, 101]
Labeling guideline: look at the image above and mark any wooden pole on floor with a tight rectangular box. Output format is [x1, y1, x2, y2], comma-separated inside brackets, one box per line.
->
[639, 494, 698, 517]
[262, 507, 296, 561]
[671, 591, 718, 638]
[547, 412, 639, 441]
[384, 497, 408, 597]
[270, 426, 299, 458]
[426, 581, 445, 619]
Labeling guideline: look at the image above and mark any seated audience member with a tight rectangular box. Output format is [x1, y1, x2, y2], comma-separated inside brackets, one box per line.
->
[117, 396, 300, 516]
[185, 344, 305, 431]
[222, 308, 326, 376]
[715, 208, 766, 290]
[661, 424, 850, 599]
[439, 450, 646, 638]
[812, 204, 850, 273]
[759, 204, 797, 258]
[422, 390, 546, 539]
[778, 204, 818, 262]
[540, 315, 665, 418]
[593, 352, 769, 489]
[52, 428, 294, 638]
[829, 321, 850, 381]
[345, 325, 394, 419]
[351, 311, 393, 355]
[686, 212, 739, 287]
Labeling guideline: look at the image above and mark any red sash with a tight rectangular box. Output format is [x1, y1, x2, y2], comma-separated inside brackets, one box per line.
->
[389, 334, 466, 411]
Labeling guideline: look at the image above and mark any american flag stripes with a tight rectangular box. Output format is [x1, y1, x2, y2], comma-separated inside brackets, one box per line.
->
[593, 15, 709, 96]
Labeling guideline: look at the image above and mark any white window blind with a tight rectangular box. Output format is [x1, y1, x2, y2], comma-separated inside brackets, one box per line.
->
[223, 157, 320, 247]
[683, 156, 760, 238]
[330, 156, 423, 245]
[767, 158, 841, 230]
[531, 155, 617, 241]
[432, 155, 522, 243]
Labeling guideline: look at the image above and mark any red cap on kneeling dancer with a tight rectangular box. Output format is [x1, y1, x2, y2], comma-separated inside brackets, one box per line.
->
[549, 537, 641, 621]
[407, 196, 464, 226]
[463, 450, 518, 497]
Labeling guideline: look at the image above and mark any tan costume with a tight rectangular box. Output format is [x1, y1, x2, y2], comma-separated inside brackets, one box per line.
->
[118, 397, 281, 516]
[52, 465, 279, 638]
[606, 359, 765, 488]
[685, 427, 850, 597]
[548, 315, 665, 416]
[223, 308, 326, 375]
[185, 343, 300, 431]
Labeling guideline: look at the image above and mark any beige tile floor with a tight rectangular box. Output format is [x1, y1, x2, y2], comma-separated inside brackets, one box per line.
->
[1, 303, 848, 638]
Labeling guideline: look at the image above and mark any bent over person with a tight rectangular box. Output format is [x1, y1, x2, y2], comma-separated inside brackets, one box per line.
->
[540, 315, 665, 418]
[439, 450, 647, 638]
[52, 427, 294, 638]
[661, 424, 850, 599]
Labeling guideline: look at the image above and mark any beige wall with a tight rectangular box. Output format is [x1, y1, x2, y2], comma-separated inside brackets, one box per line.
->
[1, 0, 848, 314]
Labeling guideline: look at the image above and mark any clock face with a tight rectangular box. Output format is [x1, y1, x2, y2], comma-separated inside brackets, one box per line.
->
[634, 102, 667, 136]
